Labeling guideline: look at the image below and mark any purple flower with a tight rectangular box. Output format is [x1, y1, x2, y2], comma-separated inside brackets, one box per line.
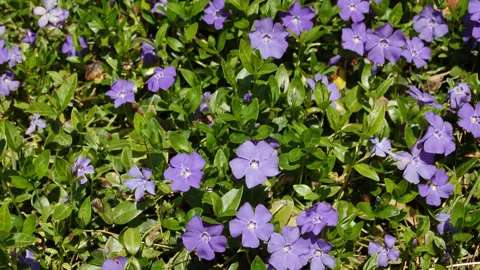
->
[458, 103, 480, 138]
[280, 0, 315, 36]
[306, 74, 340, 105]
[405, 85, 441, 108]
[164, 152, 206, 192]
[463, 14, 479, 42]
[199, 91, 211, 113]
[469, 0, 480, 15]
[249, 18, 289, 59]
[243, 92, 252, 103]
[101, 256, 128, 270]
[229, 202, 274, 248]
[72, 157, 94, 184]
[106, 79, 135, 108]
[267, 226, 310, 270]
[141, 42, 158, 66]
[337, 0, 370, 23]
[436, 213, 455, 235]
[328, 55, 341, 66]
[402, 37, 431, 68]
[369, 136, 392, 157]
[0, 39, 7, 64]
[62, 36, 88, 57]
[147, 66, 176, 92]
[151, 0, 168, 15]
[447, 83, 471, 110]
[18, 250, 40, 270]
[413, 5, 448, 42]
[342, 22, 367, 55]
[203, 0, 229, 30]
[368, 234, 400, 267]
[0, 71, 20, 96]
[0, 26, 4, 35]
[22, 30, 37, 44]
[419, 170, 453, 206]
[366, 23, 405, 65]
[395, 142, 436, 184]
[6, 46, 23, 67]
[125, 165, 156, 201]
[302, 238, 336, 270]
[419, 112, 455, 156]
[229, 140, 280, 189]
[182, 216, 227, 260]
[296, 203, 338, 235]
[33, 0, 67, 28]
[26, 114, 47, 135]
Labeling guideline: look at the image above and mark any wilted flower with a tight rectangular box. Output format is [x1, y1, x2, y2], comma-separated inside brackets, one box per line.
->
[198, 91, 211, 113]
[72, 157, 94, 184]
[0, 71, 20, 96]
[203, 0, 229, 30]
[33, 0, 68, 28]
[405, 85, 441, 108]
[182, 216, 227, 260]
[229, 140, 280, 188]
[447, 83, 471, 110]
[146, 66, 176, 92]
[419, 112, 455, 156]
[306, 74, 340, 105]
[369, 136, 392, 157]
[302, 237, 336, 270]
[26, 114, 47, 135]
[436, 213, 455, 235]
[413, 5, 448, 42]
[101, 256, 128, 270]
[229, 202, 274, 248]
[342, 22, 367, 55]
[395, 142, 436, 184]
[337, 0, 370, 23]
[62, 35, 88, 57]
[18, 250, 40, 270]
[22, 30, 37, 44]
[106, 79, 135, 108]
[296, 203, 338, 235]
[402, 37, 431, 68]
[249, 18, 289, 59]
[280, 0, 315, 36]
[6, 46, 23, 67]
[366, 23, 405, 65]
[125, 165, 156, 201]
[151, 0, 168, 15]
[328, 55, 341, 66]
[164, 152, 206, 192]
[368, 234, 400, 267]
[458, 103, 480, 138]
[267, 226, 310, 270]
[141, 42, 158, 66]
[419, 170, 453, 206]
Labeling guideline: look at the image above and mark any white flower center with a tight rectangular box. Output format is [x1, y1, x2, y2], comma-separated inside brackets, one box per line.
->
[77, 168, 83, 173]
[292, 16, 300, 24]
[247, 221, 256, 230]
[250, 160, 259, 169]
[262, 34, 271, 42]
[313, 214, 322, 224]
[471, 116, 480, 123]
[3, 77, 10, 84]
[315, 249, 323, 257]
[215, 11, 222, 18]
[119, 91, 126, 98]
[200, 232, 210, 242]
[155, 72, 164, 79]
[428, 19, 436, 28]
[431, 184, 438, 191]
[353, 35, 361, 44]
[181, 168, 191, 178]
[412, 157, 420, 165]
[434, 129, 442, 138]
[411, 49, 418, 56]
[283, 245, 292, 253]
[349, 4, 357, 11]
[379, 38, 389, 48]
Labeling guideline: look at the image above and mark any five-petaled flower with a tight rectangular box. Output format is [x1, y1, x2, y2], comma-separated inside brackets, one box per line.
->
[302, 237, 336, 270]
[125, 165, 156, 201]
[33, 0, 69, 28]
[229, 202, 274, 248]
[413, 5, 449, 42]
[106, 79, 136, 108]
[395, 142, 436, 184]
[146, 66, 176, 92]
[368, 234, 400, 267]
[62, 35, 88, 57]
[182, 216, 227, 260]
[402, 37, 431, 68]
[369, 136, 392, 157]
[419, 112, 455, 156]
[249, 18, 289, 59]
[267, 226, 310, 270]
[418, 170, 453, 206]
[164, 152, 206, 192]
[405, 85, 441, 108]
[447, 83, 471, 110]
[229, 140, 280, 189]
[337, 0, 370, 23]
[6, 46, 23, 67]
[296, 203, 338, 235]
[71, 157, 95, 184]
[280, 0, 315, 36]
[101, 256, 128, 270]
[203, 0, 229, 30]
[458, 103, 480, 138]
[342, 22, 367, 56]
[0, 71, 20, 97]
[22, 30, 37, 44]
[366, 23, 405, 65]
[26, 114, 47, 135]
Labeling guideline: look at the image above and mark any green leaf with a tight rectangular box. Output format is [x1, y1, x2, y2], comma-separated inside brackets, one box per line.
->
[185, 22, 198, 42]
[79, 197, 92, 227]
[302, 128, 323, 147]
[10, 176, 33, 189]
[451, 201, 465, 230]
[180, 68, 199, 88]
[162, 218, 183, 230]
[357, 202, 375, 220]
[221, 60, 237, 89]
[271, 197, 294, 228]
[34, 150, 50, 179]
[293, 184, 312, 196]
[239, 39, 257, 74]
[5, 233, 37, 248]
[167, 37, 184, 52]
[27, 102, 57, 118]
[242, 98, 259, 123]
[354, 164, 380, 181]
[251, 256, 267, 270]
[366, 102, 386, 136]
[113, 201, 142, 225]
[22, 214, 36, 235]
[56, 73, 77, 112]
[318, 0, 333, 24]
[388, 3, 403, 26]
[4, 120, 23, 150]
[221, 187, 244, 217]
[373, 77, 394, 99]
[124, 227, 141, 255]
[52, 204, 73, 221]
[375, 205, 400, 219]
[167, 2, 188, 17]
[167, 131, 192, 153]
[0, 204, 13, 233]
[453, 233, 473, 242]
[191, 0, 209, 16]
